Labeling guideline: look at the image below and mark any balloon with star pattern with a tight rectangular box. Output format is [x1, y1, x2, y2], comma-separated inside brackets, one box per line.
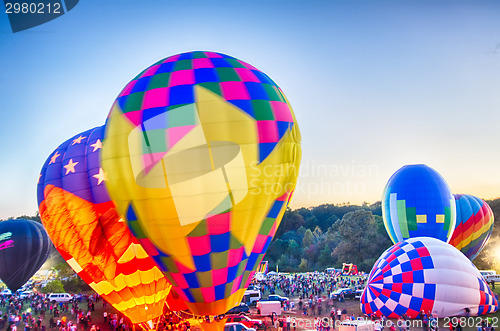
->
[37, 126, 170, 326]
[101, 51, 302, 316]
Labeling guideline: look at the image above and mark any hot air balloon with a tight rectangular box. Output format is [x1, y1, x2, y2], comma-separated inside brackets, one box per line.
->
[0, 219, 51, 292]
[449, 194, 494, 260]
[382, 164, 456, 244]
[101, 51, 301, 318]
[37, 126, 170, 326]
[361, 237, 498, 318]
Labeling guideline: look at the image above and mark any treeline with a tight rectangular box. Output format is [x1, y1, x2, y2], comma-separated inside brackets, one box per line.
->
[266, 202, 391, 273]
[5, 198, 500, 275]
[267, 198, 500, 273]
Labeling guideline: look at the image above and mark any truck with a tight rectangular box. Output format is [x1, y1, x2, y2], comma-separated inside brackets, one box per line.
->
[256, 301, 281, 316]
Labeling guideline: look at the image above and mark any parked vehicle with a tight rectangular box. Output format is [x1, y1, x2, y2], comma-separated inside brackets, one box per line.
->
[330, 288, 356, 300]
[243, 289, 261, 306]
[47, 293, 73, 303]
[480, 271, 500, 283]
[480, 270, 496, 277]
[267, 294, 289, 303]
[247, 284, 261, 291]
[18, 290, 33, 299]
[224, 323, 256, 331]
[256, 301, 281, 316]
[226, 315, 263, 329]
[226, 303, 250, 315]
[354, 289, 363, 300]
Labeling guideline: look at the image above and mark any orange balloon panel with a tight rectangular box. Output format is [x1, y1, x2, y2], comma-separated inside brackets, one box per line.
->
[37, 127, 170, 324]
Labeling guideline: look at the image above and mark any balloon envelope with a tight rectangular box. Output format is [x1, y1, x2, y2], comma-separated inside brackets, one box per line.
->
[449, 194, 494, 260]
[102, 51, 301, 316]
[38, 126, 170, 325]
[0, 219, 51, 292]
[382, 164, 456, 244]
[361, 237, 498, 318]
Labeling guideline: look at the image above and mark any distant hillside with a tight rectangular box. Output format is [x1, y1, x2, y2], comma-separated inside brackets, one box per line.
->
[267, 202, 389, 273]
[268, 198, 500, 273]
[3, 198, 499, 274]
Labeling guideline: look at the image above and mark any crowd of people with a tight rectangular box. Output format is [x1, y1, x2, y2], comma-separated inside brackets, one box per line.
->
[0, 292, 130, 331]
[0, 269, 498, 331]
[255, 271, 367, 301]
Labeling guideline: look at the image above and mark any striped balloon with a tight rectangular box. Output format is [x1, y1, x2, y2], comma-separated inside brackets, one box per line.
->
[449, 194, 494, 260]
[38, 126, 170, 325]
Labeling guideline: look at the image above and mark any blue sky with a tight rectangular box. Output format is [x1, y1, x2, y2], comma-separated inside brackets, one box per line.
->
[1, 0, 499, 218]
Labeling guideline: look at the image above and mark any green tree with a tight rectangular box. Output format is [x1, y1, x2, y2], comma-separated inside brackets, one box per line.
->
[298, 258, 308, 271]
[40, 280, 65, 294]
[303, 229, 314, 247]
[312, 226, 323, 238]
[276, 254, 290, 271]
[318, 245, 335, 268]
[296, 226, 307, 241]
[61, 277, 92, 293]
[288, 239, 301, 257]
[53, 262, 76, 278]
[305, 215, 319, 230]
[275, 209, 305, 237]
[332, 210, 391, 270]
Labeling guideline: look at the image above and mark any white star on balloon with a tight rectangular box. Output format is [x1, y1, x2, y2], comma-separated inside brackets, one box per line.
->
[90, 139, 102, 152]
[49, 151, 60, 164]
[64, 159, 78, 175]
[72, 135, 87, 145]
[93, 168, 107, 185]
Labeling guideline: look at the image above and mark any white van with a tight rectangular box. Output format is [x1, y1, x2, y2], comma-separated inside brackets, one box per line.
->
[256, 301, 281, 316]
[480, 270, 496, 277]
[19, 291, 33, 299]
[47, 293, 73, 303]
[479, 270, 500, 283]
[243, 289, 261, 305]
[484, 274, 500, 283]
